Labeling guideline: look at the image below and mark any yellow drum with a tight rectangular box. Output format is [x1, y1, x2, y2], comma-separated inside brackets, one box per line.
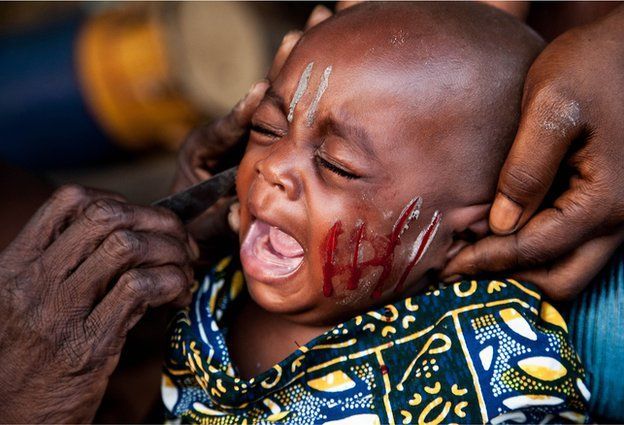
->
[77, 3, 276, 151]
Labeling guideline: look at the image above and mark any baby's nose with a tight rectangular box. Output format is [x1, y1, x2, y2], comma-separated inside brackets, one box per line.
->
[255, 153, 302, 201]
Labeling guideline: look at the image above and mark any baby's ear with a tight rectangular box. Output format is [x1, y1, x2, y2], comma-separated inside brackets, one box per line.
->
[443, 203, 491, 262]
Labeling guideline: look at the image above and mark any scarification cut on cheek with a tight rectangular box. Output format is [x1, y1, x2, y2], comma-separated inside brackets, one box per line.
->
[323, 221, 343, 297]
[394, 211, 441, 292]
[288, 62, 314, 123]
[347, 221, 366, 290]
[321, 197, 442, 300]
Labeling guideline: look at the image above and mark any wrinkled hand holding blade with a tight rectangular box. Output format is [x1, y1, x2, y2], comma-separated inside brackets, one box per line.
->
[152, 167, 237, 224]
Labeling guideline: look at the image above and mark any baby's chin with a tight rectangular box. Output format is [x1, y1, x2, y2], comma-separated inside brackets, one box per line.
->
[241, 267, 385, 327]
[243, 271, 344, 327]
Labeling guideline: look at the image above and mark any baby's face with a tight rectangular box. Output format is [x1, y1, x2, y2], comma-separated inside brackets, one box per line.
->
[236, 32, 451, 325]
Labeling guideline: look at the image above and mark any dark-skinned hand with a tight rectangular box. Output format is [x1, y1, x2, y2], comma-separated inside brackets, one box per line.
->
[0, 185, 196, 423]
[442, 5, 624, 300]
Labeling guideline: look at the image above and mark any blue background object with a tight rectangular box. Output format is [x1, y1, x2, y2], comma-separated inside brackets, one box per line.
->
[0, 19, 117, 170]
[569, 245, 624, 422]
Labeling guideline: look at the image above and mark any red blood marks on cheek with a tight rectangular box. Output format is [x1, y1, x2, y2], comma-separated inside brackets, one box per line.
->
[368, 197, 422, 298]
[322, 221, 343, 297]
[394, 211, 442, 292]
[347, 221, 366, 290]
[321, 197, 441, 299]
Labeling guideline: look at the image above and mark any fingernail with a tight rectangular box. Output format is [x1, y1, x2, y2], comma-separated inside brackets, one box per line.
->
[246, 80, 268, 98]
[310, 4, 331, 20]
[188, 236, 200, 260]
[228, 202, 240, 233]
[239, 81, 269, 110]
[311, 4, 326, 13]
[490, 193, 522, 234]
[282, 30, 302, 45]
[442, 274, 464, 283]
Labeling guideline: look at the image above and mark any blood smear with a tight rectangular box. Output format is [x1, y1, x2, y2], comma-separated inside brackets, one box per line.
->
[321, 197, 440, 300]
[322, 221, 342, 297]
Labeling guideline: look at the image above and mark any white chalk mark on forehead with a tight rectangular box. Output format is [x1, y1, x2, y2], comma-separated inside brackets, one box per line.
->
[287, 62, 314, 123]
[306, 65, 333, 127]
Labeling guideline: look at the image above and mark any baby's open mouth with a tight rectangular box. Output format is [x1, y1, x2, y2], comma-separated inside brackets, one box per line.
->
[240, 219, 304, 280]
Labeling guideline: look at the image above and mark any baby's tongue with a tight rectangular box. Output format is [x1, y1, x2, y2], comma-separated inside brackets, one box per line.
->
[269, 226, 304, 258]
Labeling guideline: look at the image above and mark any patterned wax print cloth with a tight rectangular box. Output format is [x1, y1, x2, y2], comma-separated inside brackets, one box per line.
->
[162, 257, 590, 424]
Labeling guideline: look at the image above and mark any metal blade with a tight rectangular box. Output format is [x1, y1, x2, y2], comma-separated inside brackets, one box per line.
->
[152, 166, 237, 223]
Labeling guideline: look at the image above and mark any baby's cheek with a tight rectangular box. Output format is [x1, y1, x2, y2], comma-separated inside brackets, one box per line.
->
[317, 197, 442, 300]
[317, 215, 393, 299]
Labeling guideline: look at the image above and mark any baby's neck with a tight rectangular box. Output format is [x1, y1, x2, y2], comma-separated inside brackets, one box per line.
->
[227, 295, 332, 381]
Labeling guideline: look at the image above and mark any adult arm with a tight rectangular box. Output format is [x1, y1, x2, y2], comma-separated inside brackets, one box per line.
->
[0, 186, 196, 422]
[443, 4, 624, 300]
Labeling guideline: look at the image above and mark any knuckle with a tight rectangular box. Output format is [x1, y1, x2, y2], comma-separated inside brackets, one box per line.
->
[501, 166, 549, 201]
[84, 198, 128, 226]
[120, 269, 153, 300]
[527, 83, 581, 128]
[516, 231, 558, 267]
[152, 206, 186, 235]
[169, 267, 189, 289]
[103, 230, 143, 260]
[52, 184, 89, 205]
[527, 79, 570, 110]
[557, 190, 601, 232]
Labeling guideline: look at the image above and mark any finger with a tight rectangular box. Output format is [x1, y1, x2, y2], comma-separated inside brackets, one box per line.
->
[172, 81, 269, 192]
[42, 199, 191, 281]
[10, 185, 125, 258]
[513, 230, 624, 301]
[267, 31, 302, 82]
[305, 5, 333, 30]
[442, 182, 607, 278]
[87, 265, 192, 350]
[489, 90, 583, 234]
[335, 1, 362, 12]
[481, 1, 530, 19]
[65, 230, 192, 304]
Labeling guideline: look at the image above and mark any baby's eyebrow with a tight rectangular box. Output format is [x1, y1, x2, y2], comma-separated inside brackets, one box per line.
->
[263, 88, 288, 116]
[327, 114, 378, 160]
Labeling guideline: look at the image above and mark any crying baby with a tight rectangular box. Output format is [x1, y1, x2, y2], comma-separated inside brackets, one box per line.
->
[163, 3, 591, 424]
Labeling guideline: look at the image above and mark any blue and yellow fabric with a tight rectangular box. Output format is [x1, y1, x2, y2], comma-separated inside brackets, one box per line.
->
[163, 257, 590, 424]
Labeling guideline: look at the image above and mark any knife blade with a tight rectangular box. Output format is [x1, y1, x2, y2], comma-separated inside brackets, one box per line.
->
[152, 166, 237, 223]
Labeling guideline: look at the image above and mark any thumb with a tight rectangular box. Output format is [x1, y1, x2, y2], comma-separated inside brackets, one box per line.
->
[209, 79, 270, 151]
[172, 80, 269, 193]
[490, 91, 582, 235]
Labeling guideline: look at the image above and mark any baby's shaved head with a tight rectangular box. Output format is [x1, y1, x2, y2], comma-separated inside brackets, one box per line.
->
[237, 1, 545, 318]
[292, 1, 544, 204]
